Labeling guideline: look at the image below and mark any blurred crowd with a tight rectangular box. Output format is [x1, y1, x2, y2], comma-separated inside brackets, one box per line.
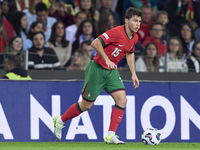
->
[0, 0, 200, 73]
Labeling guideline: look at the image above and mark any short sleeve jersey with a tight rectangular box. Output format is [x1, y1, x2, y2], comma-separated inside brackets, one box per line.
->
[94, 25, 138, 69]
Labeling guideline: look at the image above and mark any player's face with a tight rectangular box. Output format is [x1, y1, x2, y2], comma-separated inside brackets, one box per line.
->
[32, 33, 45, 50]
[82, 22, 93, 35]
[146, 44, 157, 58]
[126, 15, 141, 33]
[150, 24, 163, 39]
[12, 37, 22, 52]
[56, 23, 64, 37]
[193, 43, 200, 57]
[21, 15, 28, 29]
[169, 39, 180, 53]
[181, 25, 192, 40]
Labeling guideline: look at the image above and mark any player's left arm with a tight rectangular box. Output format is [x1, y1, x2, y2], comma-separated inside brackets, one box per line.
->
[126, 52, 139, 89]
[91, 38, 117, 70]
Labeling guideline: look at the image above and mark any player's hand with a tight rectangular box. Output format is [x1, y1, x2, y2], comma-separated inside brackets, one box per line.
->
[132, 74, 139, 89]
[105, 60, 117, 70]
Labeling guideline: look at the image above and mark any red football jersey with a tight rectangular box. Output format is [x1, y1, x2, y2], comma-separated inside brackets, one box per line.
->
[94, 25, 138, 69]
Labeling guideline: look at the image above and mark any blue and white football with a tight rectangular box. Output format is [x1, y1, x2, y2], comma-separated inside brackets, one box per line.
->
[141, 128, 161, 145]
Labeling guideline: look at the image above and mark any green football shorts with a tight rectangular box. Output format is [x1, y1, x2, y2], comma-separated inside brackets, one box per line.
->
[82, 60, 125, 102]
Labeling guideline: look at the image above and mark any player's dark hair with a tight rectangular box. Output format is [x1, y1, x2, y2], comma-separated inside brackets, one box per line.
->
[150, 22, 163, 30]
[125, 7, 142, 19]
[6, 54, 21, 68]
[35, 2, 47, 13]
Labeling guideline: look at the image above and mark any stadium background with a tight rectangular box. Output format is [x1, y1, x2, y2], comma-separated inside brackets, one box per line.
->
[0, 71, 200, 142]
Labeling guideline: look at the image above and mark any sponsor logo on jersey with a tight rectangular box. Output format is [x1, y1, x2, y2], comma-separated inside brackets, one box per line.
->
[118, 44, 124, 47]
[103, 33, 109, 39]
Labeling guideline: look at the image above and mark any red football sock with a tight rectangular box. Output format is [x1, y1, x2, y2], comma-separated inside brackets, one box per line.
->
[108, 105, 125, 132]
[61, 103, 83, 123]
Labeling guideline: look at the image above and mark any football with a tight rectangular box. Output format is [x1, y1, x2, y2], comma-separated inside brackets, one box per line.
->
[141, 128, 161, 145]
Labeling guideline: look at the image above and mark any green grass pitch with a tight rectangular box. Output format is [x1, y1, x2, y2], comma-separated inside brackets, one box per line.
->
[0, 142, 200, 150]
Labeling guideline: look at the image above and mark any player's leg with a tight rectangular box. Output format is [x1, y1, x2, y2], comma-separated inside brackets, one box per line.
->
[53, 99, 95, 140]
[79, 99, 94, 111]
[104, 90, 127, 144]
[54, 61, 105, 140]
[109, 90, 127, 132]
[104, 70, 126, 144]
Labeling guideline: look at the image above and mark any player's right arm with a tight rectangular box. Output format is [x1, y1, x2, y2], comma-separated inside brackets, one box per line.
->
[91, 38, 117, 70]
